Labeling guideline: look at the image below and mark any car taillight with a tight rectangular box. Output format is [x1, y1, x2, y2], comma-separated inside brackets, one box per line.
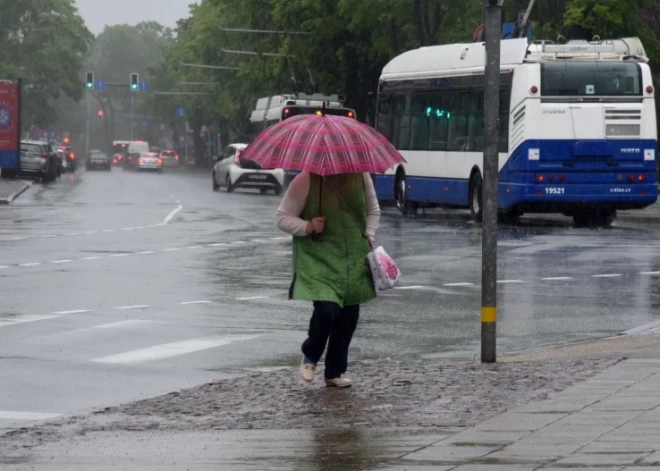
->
[175, 155, 179, 161]
[38, 153, 48, 159]
[70, 153, 75, 160]
[536, 175, 545, 183]
[638, 174, 646, 183]
[139, 158, 145, 164]
[158, 158, 163, 165]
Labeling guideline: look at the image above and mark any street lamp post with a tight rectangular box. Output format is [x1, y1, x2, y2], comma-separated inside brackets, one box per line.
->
[481, 0, 503, 363]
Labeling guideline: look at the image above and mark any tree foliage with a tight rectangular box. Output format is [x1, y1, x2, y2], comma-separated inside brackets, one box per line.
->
[0, 0, 93, 128]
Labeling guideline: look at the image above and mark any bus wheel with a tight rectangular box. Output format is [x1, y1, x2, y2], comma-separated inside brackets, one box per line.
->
[469, 173, 483, 223]
[395, 175, 416, 216]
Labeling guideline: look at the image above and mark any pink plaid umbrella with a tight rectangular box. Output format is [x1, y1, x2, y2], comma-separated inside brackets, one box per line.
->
[239, 114, 405, 176]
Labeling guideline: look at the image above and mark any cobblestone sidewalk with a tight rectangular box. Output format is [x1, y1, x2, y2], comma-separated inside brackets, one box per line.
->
[376, 358, 660, 471]
[0, 357, 617, 468]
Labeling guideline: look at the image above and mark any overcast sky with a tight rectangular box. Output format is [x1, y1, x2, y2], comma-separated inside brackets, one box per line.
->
[75, 0, 194, 34]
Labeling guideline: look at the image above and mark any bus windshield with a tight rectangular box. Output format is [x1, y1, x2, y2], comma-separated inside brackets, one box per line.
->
[541, 62, 642, 96]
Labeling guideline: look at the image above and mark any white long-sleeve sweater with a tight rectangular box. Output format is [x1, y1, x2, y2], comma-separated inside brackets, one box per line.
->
[276, 172, 381, 238]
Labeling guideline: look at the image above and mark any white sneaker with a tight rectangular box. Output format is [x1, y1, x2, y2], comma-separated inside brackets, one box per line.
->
[300, 357, 316, 382]
[324, 377, 352, 388]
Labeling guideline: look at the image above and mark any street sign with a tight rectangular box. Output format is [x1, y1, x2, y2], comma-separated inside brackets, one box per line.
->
[96, 80, 106, 90]
[176, 107, 186, 118]
[139, 81, 149, 92]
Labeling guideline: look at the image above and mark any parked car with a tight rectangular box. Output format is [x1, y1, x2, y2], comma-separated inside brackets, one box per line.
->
[212, 143, 284, 195]
[86, 151, 112, 171]
[19, 140, 58, 182]
[159, 150, 179, 168]
[136, 152, 163, 172]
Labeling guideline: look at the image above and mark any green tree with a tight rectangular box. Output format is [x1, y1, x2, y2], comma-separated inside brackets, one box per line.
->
[0, 0, 93, 129]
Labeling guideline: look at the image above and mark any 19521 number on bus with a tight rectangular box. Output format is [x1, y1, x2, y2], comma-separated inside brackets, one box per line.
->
[545, 187, 565, 195]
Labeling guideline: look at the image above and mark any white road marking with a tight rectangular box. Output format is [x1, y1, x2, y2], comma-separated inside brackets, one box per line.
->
[541, 277, 573, 281]
[19, 263, 41, 267]
[270, 237, 283, 241]
[136, 251, 155, 255]
[52, 310, 90, 315]
[41, 234, 56, 238]
[102, 229, 116, 233]
[164, 247, 181, 252]
[114, 304, 150, 310]
[0, 411, 62, 421]
[81, 256, 101, 261]
[64, 233, 79, 236]
[497, 279, 524, 284]
[120, 228, 135, 231]
[186, 245, 203, 250]
[394, 285, 426, 290]
[237, 296, 269, 301]
[92, 320, 155, 329]
[592, 273, 622, 278]
[0, 265, 8, 269]
[110, 253, 130, 258]
[208, 243, 227, 247]
[640, 271, 660, 276]
[442, 282, 475, 287]
[92, 334, 263, 364]
[179, 300, 212, 305]
[50, 260, 72, 264]
[160, 205, 183, 226]
[0, 314, 60, 328]
[84, 231, 98, 235]
[232, 241, 247, 245]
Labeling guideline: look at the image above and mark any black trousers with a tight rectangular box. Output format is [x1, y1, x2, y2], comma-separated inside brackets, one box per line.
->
[301, 301, 360, 379]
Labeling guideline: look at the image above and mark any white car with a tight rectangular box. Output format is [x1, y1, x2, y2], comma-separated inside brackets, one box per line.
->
[136, 152, 163, 172]
[212, 143, 285, 195]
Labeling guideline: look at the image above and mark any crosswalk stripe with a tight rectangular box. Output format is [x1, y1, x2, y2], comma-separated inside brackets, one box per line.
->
[0, 314, 60, 328]
[92, 334, 263, 364]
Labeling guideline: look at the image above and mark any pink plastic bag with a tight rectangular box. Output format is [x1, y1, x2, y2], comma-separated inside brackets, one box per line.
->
[367, 245, 401, 292]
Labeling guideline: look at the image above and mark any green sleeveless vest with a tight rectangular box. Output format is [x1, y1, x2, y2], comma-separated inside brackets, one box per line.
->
[290, 173, 376, 307]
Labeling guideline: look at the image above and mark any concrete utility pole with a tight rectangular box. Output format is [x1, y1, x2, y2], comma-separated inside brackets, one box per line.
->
[481, 0, 503, 364]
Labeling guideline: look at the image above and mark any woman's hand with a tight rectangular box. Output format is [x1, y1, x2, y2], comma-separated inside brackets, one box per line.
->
[306, 216, 326, 235]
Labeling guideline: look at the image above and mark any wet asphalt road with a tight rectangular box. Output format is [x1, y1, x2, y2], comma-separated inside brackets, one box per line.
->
[1, 167, 659, 431]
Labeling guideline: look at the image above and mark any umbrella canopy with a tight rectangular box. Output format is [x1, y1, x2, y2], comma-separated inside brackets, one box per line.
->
[239, 114, 405, 176]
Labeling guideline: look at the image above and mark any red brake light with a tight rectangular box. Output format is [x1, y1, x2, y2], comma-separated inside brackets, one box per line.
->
[559, 175, 566, 183]
[284, 108, 290, 115]
[647, 86, 654, 94]
[530, 86, 539, 95]
[548, 175, 555, 182]
[175, 155, 179, 161]
[536, 175, 545, 183]
[38, 153, 48, 159]
[638, 174, 646, 182]
[348, 111, 354, 118]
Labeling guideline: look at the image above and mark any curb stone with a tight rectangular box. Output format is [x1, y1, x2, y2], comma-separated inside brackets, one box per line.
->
[0, 181, 32, 205]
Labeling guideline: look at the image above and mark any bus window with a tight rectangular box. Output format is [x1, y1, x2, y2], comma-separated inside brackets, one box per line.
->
[540, 62, 642, 96]
[410, 94, 430, 150]
[467, 90, 484, 152]
[376, 95, 394, 142]
[429, 93, 449, 151]
[392, 95, 411, 150]
[447, 91, 470, 152]
[499, 88, 511, 152]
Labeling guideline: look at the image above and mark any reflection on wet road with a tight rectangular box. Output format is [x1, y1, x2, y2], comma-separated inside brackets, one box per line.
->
[1, 168, 659, 431]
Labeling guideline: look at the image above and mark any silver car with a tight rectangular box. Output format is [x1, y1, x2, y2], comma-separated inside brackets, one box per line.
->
[159, 150, 180, 168]
[136, 152, 163, 172]
[20, 141, 58, 182]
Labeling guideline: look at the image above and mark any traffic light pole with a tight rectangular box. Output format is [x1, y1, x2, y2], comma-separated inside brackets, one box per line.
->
[85, 90, 90, 155]
[481, 0, 502, 364]
[130, 95, 135, 141]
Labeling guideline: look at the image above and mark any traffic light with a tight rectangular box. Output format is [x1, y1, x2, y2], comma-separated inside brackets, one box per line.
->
[86, 72, 94, 90]
[130, 73, 139, 91]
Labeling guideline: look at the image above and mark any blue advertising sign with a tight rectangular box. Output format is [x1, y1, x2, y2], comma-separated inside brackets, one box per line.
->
[96, 80, 106, 90]
[139, 81, 149, 92]
[0, 82, 20, 170]
[176, 107, 186, 118]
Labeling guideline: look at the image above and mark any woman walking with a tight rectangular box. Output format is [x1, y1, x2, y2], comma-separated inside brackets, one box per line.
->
[276, 171, 380, 388]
